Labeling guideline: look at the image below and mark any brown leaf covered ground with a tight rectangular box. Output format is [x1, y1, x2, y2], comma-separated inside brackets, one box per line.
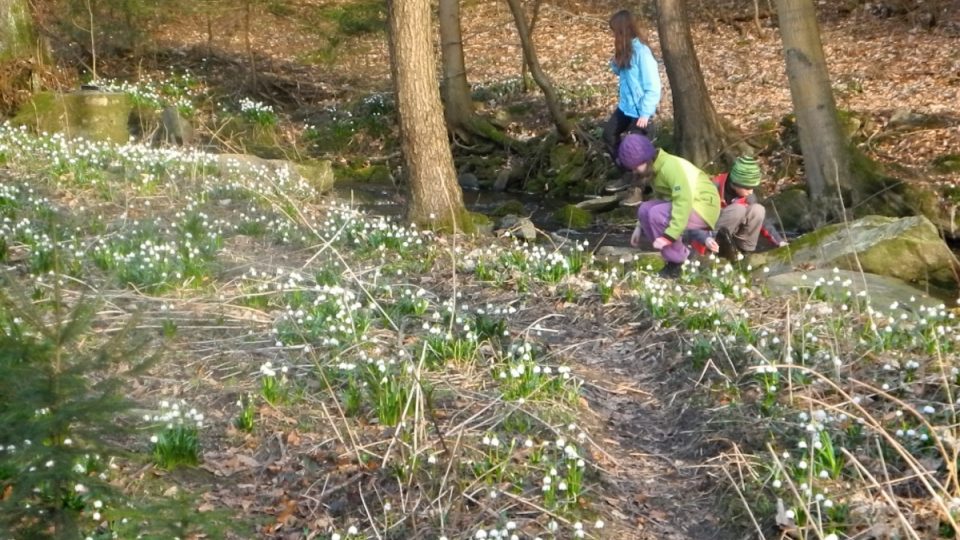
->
[18, 2, 957, 539]
[148, 0, 960, 185]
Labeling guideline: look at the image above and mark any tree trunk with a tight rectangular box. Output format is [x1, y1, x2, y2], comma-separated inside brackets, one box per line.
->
[520, 0, 542, 93]
[656, 0, 730, 168]
[0, 0, 48, 113]
[438, 0, 473, 129]
[0, 0, 35, 62]
[388, 0, 469, 231]
[438, 0, 511, 146]
[504, 0, 573, 142]
[775, 0, 852, 226]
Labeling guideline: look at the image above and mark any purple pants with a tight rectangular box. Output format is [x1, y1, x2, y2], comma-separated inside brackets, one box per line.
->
[637, 200, 711, 264]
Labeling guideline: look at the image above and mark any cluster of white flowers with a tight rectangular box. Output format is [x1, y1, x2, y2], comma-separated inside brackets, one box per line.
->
[275, 283, 372, 347]
[238, 97, 274, 115]
[259, 361, 287, 378]
[329, 524, 359, 540]
[95, 74, 203, 113]
[146, 399, 204, 437]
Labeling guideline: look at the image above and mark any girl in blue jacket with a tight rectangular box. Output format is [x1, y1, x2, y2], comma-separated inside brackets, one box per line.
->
[604, 10, 662, 173]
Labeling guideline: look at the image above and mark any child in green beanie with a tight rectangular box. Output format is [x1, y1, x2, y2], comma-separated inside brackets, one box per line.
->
[684, 156, 788, 261]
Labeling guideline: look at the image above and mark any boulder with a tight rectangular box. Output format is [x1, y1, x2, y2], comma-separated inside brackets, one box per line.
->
[748, 215, 959, 291]
[216, 154, 334, 193]
[458, 172, 479, 190]
[576, 195, 620, 213]
[14, 89, 133, 144]
[159, 106, 194, 146]
[765, 269, 944, 311]
[496, 215, 537, 241]
[553, 204, 592, 229]
[490, 199, 526, 217]
[291, 160, 335, 193]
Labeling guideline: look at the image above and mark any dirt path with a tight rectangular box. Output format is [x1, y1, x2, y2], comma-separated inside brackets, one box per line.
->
[461, 283, 748, 539]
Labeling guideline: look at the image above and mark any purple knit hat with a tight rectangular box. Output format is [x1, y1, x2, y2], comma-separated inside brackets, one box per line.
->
[618, 134, 656, 170]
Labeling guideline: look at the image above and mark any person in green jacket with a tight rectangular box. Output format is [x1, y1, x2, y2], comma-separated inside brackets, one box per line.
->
[619, 134, 721, 278]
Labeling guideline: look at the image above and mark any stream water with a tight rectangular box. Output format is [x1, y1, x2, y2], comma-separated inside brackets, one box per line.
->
[332, 182, 636, 247]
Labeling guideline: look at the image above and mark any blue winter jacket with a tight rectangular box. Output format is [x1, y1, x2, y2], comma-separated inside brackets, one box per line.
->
[610, 38, 661, 120]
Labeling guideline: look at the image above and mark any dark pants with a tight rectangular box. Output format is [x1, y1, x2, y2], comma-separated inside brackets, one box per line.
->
[603, 108, 656, 171]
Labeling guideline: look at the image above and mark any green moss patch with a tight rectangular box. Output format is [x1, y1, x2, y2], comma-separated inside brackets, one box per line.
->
[553, 204, 592, 229]
[491, 200, 525, 217]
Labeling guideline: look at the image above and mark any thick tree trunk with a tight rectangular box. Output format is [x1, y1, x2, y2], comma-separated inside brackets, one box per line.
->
[0, 0, 35, 62]
[438, 0, 473, 129]
[438, 0, 511, 146]
[387, 0, 469, 231]
[504, 0, 574, 142]
[656, 0, 730, 168]
[775, 0, 852, 226]
[520, 0, 542, 93]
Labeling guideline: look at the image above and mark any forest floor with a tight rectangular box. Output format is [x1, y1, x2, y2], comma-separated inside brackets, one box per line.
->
[7, 1, 960, 539]
[137, 0, 960, 187]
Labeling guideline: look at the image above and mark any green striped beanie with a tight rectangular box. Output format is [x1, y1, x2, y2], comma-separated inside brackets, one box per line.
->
[729, 156, 761, 187]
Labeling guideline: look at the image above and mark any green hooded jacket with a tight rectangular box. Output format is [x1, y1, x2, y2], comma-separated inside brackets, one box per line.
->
[650, 149, 721, 240]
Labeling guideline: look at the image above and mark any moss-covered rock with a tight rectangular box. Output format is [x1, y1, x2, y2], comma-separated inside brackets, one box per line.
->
[469, 212, 494, 236]
[490, 199, 525, 217]
[215, 154, 333, 194]
[336, 162, 392, 184]
[13, 91, 62, 133]
[293, 160, 335, 193]
[14, 90, 133, 144]
[552, 204, 592, 229]
[748, 215, 958, 291]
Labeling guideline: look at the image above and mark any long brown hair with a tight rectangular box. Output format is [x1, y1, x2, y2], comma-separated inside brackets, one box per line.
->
[609, 10, 646, 69]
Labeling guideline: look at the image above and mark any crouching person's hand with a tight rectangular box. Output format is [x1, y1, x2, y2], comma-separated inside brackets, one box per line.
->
[652, 237, 672, 251]
[630, 224, 643, 248]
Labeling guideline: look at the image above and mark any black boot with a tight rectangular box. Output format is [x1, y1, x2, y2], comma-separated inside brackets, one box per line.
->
[715, 229, 740, 262]
[658, 261, 683, 279]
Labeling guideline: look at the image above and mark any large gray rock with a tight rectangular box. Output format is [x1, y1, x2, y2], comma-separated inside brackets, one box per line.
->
[576, 195, 619, 213]
[160, 106, 194, 146]
[496, 215, 537, 241]
[765, 269, 944, 311]
[748, 215, 959, 291]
